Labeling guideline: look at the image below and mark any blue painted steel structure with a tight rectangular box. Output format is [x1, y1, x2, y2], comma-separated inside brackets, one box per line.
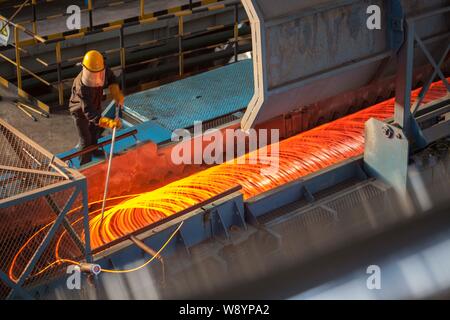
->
[364, 5, 450, 193]
[394, 6, 450, 146]
[29, 187, 247, 298]
[245, 156, 369, 223]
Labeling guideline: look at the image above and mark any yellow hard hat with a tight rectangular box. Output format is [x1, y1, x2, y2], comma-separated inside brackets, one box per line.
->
[82, 50, 105, 72]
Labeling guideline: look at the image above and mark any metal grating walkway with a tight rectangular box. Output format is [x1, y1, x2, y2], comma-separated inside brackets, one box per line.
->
[124, 59, 254, 131]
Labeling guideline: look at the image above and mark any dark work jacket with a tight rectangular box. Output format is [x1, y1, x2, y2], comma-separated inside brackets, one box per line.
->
[68, 67, 118, 122]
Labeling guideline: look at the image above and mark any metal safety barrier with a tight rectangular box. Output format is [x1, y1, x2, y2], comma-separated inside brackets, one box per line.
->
[0, 118, 91, 300]
[0, 14, 51, 111]
[0, 0, 249, 110]
[4, 0, 228, 34]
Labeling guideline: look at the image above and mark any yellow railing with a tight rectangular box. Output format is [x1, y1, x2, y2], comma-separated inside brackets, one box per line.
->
[0, 15, 47, 90]
[0, 1, 247, 109]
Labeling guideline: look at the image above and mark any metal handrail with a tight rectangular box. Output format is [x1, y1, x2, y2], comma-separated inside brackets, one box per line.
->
[0, 15, 45, 43]
[0, 14, 52, 103]
[60, 129, 138, 163]
[0, 1, 247, 109]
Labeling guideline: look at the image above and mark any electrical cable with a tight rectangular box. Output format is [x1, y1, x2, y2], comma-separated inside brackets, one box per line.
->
[101, 221, 183, 274]
[17, 221, 183, 278]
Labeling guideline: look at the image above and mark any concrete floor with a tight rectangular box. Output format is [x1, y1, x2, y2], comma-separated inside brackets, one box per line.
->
[0, 86, 78, 154]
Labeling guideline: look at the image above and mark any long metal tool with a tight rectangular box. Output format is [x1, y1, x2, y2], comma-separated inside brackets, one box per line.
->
[100, 105, 120, 222]
[17, 101, 50, 118]
[16, 102, 37, 121]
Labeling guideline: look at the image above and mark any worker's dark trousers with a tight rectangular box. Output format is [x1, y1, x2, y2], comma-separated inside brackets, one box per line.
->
[72, 111, 102, 165]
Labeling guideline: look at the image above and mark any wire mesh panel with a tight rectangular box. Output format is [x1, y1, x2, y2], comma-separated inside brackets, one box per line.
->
[0, 119, 90, 299]
[267, 182, 387, 262]
[0, 128, 68, 200]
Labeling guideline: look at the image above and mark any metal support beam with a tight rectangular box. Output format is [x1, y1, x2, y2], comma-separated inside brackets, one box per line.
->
[81, 180, 93, 263]
[214, 209, 230, 239]
[233, 3, 239, 63]
[55, 41, 64, 107]
[414, 35, 450, 91]
[394, 6, 450, 144]
[411, 43, 450, 115]
[0, 271, 32, 300]
[387, 0, 404, 52]
[119, 27, 126, 92]
[31, 0, 37, 35]
[365, 5, 449, 193]
[140, 0, 145, 19]
[14, 26, 22, 90]
[88, 0, 93, 30]
[394, 20, 415, 139]
[44, 192, 86, 255]
[0, 165, 64, 177]
[178, 16, 184, 77]
[233, 201, 247, 230]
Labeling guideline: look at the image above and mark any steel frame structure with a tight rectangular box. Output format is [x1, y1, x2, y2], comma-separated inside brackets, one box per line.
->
[240, 0, 449, 130]
[394, 5, 450, 145]
[364, 4, 450, 194]
[0, 118, 92, 299]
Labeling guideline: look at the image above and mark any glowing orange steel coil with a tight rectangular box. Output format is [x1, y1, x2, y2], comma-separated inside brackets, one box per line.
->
[88, 80, 448, 248]
[8, 80, 448, 280]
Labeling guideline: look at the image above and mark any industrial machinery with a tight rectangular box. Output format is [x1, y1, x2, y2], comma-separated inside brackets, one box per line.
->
[0, 0, 449, 299]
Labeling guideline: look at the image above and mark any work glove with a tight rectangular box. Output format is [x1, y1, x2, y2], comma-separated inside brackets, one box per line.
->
[98, 117, 122, 129]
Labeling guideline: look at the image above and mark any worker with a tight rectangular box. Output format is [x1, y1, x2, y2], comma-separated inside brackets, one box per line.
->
[69, 50, 124, 165]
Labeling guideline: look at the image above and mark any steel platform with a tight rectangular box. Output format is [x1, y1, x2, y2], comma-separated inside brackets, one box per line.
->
[123, 59, 254, 132]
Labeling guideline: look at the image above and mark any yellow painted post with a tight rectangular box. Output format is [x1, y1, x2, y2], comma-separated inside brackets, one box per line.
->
[55, 42, 64, 106]
[88, 0, 93, 29]
[178, 16, 184, 77]
[140, 0, 145, 18]
[31, 0, 37, 35]
[14, 26, 22, 90]
[119, 27, 126, 91]
[233, 3, 239, 62]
